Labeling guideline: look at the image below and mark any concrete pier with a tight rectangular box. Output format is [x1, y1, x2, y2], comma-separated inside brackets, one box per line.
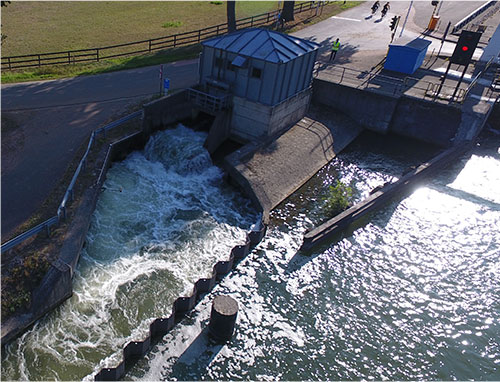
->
[208, 295, 239, 341]
[223, 105, 363, 220]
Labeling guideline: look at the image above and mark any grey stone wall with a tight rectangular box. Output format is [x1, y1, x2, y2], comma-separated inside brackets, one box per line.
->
[142, 90, 192, 136]
[230, 89, 311, 142]
[312, 78, 464, 147]
[312, 78, 398, 134]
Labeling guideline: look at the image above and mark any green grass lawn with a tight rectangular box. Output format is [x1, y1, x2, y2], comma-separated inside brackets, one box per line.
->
[1, 1, 280, 56]
[1, 1, 362, 83]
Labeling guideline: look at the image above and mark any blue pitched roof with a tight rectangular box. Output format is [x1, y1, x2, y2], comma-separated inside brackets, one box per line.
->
[202, 28, 320, 64]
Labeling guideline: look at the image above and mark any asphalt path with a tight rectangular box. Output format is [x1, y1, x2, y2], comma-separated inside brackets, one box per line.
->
[1, 60, 198, 240]
[0, 1, 494, 241]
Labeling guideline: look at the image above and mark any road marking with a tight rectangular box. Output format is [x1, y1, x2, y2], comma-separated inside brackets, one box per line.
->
[330, 16, 361, 22]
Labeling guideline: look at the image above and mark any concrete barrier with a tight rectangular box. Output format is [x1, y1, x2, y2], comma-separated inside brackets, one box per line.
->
[452, 1, 497, 35]
[142, 90, 192, 137]
[301, 143, 472, 252]
[389, 97, 461, 147]
[312, 78, 464, 147]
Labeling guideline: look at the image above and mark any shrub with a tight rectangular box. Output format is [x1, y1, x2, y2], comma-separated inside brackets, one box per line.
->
[322, 180, 353, 217]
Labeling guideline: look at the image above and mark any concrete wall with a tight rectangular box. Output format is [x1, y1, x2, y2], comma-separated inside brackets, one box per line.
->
[480, 24, 500, 63]
[231, 88, 311, 142]
[312, 78, 463, 147]
[312, 78, 398, 134]
[204, 111, 231, 154]
[268, 88, 311, 136]
[389, 97, 462, 147]
[142, 90, 192, 136]
[487, 100, 500, 130]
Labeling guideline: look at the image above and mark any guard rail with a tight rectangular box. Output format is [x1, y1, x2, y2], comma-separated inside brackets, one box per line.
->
[1, 110, 143, 254]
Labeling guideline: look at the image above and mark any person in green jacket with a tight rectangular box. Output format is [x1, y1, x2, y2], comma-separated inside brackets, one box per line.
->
[330, 38, 341, 62]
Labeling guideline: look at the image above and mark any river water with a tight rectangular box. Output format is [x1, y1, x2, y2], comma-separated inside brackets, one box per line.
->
[2, 126, 499, 380]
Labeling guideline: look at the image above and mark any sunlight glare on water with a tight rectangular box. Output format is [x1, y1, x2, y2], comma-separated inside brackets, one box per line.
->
[131, 133, 500, 381]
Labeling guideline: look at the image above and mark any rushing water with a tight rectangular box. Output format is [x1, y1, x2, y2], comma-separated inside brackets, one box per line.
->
[1, 125, 257, 381]
[2, 126, 499, 381]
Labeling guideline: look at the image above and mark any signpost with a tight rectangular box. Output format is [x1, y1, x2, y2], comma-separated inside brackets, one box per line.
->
[163, 78, 170, 95]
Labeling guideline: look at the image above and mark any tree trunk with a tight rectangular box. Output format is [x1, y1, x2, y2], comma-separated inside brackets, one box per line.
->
[282, 1, 295, 22]
[227, 1, 236, 33]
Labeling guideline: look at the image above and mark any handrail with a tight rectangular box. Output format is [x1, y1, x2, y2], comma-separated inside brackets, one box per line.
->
[316, 63, 469, 103]
[2, 1, 323, 71]
[1, 111, 143, 254]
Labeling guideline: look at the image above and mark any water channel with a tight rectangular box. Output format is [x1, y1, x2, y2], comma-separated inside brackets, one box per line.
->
[2, 125, 499, 380]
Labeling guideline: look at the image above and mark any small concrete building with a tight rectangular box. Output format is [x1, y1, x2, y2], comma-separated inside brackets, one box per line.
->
[195, 28, 320, 142]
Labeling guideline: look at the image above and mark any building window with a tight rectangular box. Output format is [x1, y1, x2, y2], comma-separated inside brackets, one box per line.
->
[251, 67, 262, 79]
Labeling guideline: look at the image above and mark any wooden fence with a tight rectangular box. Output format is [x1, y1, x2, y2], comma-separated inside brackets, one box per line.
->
[2, 1, 323, 71]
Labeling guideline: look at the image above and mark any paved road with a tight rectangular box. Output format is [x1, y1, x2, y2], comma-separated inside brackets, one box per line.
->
[1, 1, 495, 241]
[1, 60, 198, 240]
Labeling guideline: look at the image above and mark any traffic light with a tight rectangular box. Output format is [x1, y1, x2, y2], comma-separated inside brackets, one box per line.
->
[389, 16, 398, 31]
[450, 30, 481, 65]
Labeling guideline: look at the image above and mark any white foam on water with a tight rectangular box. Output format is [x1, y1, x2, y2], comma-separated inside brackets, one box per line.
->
[1, 125, 257, 381]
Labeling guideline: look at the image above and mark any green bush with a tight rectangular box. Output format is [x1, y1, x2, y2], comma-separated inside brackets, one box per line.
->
[322, 180, 353, 217]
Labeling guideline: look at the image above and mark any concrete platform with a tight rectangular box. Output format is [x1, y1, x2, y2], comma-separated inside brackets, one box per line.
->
[223, 105, 363, 221]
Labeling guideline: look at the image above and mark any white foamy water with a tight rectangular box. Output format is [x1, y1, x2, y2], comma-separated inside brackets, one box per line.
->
[1, 125, 257, 381]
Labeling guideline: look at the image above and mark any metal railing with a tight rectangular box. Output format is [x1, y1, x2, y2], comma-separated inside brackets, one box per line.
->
[187, 88, 230, 112]
[2, 1, 323, 71]
[314, 63, 468, 103]
[451, 0, 498, 34]
[463, 57, 499, 102]
[1, 110, 143, 254]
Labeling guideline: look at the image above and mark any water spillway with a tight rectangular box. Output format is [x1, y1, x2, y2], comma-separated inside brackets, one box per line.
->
[2, 127, 499, 380]
[1, 125, 258, 380]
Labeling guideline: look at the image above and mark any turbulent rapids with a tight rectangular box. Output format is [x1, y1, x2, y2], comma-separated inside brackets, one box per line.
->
[1, 125, 258, 380]
[2, 127, 499, 381]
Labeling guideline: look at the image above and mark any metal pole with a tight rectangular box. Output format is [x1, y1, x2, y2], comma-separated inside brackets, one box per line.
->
[436, 0, 444, 16]
[399, 0, 413, 38]
[434, 59, 452, 100]
[438, 21, 451, 57]
[451, 62, 470, 102]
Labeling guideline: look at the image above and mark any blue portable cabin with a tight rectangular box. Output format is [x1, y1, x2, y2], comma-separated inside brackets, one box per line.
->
[199, 28, 320, 106]
[384, 37, 432, 75]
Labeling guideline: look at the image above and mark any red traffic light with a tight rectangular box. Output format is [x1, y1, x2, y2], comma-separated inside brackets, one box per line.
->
[462, 46, 469, 51]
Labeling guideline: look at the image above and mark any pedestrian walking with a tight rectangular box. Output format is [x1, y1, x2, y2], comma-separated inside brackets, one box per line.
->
[381, 2, 390, 17]
[330, 38, 341, 61]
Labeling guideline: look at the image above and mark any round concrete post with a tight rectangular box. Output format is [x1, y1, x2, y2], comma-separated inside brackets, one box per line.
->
[208, 295, 238, 341]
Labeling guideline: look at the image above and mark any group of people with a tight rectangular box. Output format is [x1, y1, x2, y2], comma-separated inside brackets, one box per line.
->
[371, 1, 390, 17]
